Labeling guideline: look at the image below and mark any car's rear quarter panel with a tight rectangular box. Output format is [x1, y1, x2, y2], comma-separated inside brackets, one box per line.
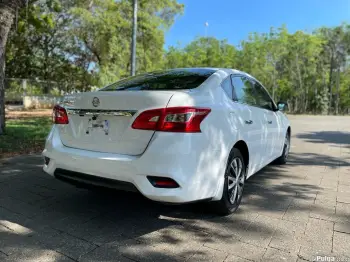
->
[165, 72, 241, 201]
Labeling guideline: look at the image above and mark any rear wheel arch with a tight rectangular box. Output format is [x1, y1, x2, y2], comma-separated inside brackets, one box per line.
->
[211, 139, 250, 201]
[233, 140, 249, 170]
[274, 127, 291, 165]
[287, 126, 291, 136]
[213, 142, 249, 215]
[285, 126, 291, 149]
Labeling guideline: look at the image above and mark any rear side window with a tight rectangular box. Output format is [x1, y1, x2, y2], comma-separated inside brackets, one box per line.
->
[252, 81, 276, 111]
[231, 76, 257, 106]
[221, 77, 233, 99]
[100, 69, 216, 91]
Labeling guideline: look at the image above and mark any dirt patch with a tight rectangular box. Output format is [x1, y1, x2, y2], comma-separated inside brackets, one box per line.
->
[0, 144, 44, 159]
[6, 109, 52, 120]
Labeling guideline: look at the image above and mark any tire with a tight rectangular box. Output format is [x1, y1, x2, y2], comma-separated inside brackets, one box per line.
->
[274, 131, 290, 165]
[214, 148, 247, 215]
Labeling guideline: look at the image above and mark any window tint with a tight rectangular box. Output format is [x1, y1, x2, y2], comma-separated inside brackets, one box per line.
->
[100, 69, 216, 91]
[231, 76, 257, 106]
[221, 77, 233, 99]
[253, 81, 275, 111]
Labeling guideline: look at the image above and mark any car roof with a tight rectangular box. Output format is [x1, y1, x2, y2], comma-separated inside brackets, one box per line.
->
[169, 67, 254, 79]
[144, 68, 217, 76]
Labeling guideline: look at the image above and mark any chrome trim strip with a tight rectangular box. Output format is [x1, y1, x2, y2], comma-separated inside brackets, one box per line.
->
[66, 108, 137, 117]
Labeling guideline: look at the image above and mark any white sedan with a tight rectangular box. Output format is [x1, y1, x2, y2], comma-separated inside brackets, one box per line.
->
[43, 68, 290, 214]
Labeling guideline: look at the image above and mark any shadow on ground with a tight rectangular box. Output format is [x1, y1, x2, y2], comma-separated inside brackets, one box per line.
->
[296, 131, 350, 145]
[1, 150, 348, 261]
[286, 152, 349, 168]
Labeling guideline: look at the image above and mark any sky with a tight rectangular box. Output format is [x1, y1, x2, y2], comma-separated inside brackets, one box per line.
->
[165, 0, 350, 48]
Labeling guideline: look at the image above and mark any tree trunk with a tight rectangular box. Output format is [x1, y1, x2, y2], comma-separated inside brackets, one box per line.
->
[305, 86, 309, 113]
[328, 55, 334, 115]
[43, 36, 49, 94]
[294, 96, 298, 114]
[335, 67, 340, 115]
[322, 70, 328, 115]
[130, 0, 137, 76]
[295, 54, 303, 113]
[0, 4, 15, 135]
[271, 71, 275, 101]
[314, 85, 318, 114]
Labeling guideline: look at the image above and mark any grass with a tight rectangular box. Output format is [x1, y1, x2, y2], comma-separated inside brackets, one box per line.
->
[0, 117, 52, 158]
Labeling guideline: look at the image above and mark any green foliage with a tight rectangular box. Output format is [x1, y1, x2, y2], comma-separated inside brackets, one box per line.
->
[164, 25, 350, 114]
[66, 0, 183, 86]
[5, 0, 350, 114]
[0, 117, 51, 157]
[164, 37, 237, 69]
[319, 86, 329, 115]
[6, 0, 183, 88]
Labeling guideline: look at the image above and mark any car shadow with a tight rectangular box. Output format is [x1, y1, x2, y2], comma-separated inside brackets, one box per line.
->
[0, 151, 348, 261]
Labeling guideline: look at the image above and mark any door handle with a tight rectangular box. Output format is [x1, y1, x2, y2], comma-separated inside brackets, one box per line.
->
[267, 121, 272, 124]
[245, 120, 253, 125]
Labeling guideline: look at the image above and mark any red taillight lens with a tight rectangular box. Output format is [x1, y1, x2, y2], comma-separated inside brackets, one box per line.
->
[161, 107, 211, 132]
[132, 107, 211, 133]
[53, 105, 69, 124]
[131, 108, 163, 130]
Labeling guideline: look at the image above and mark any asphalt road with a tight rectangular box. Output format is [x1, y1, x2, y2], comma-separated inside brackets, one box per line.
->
[0, 115, 349, 262]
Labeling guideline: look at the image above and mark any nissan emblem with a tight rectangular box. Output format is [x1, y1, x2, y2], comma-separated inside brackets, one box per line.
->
[92, 97, 100, 107]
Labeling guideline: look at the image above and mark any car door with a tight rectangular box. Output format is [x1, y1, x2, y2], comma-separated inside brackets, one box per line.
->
[221, 77, 254, 142]
[230, 75, 267, 176]
[251, 79, 282, 163]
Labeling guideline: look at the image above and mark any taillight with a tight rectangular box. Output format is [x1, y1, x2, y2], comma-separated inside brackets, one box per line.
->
[132, 107, 211, 133]
[53, 105, 69, 124]
[131, 108, 163, 130]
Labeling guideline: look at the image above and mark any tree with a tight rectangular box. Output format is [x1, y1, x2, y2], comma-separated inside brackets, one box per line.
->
[1, 0, 33, 135]
[164, 24, 350, 114]
[318, 25, 350, 114]
[164, 37, 237, 69]
[6, 0, 183, 87]
[6, 0, 79, 92]
[3, 0, 350, 117]
[2, 0, 183, 134]
[67, 0, 183, 85]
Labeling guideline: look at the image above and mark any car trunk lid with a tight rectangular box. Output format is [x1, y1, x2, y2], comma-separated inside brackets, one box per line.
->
[58, 91, 173, 155]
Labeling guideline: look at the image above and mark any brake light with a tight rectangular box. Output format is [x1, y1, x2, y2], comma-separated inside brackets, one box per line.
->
[132, 107, 211, 133]
[131, 108, 162, 130]
[53, 105, 69, 124]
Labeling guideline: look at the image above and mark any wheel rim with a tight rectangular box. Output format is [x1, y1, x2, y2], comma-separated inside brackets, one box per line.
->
[284, 133, 290, 159]
[227, 157, 245, 204]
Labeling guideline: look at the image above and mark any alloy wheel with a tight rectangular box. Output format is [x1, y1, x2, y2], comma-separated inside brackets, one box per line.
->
[284, 133, 290, 159]
[227, 157, 245, 204]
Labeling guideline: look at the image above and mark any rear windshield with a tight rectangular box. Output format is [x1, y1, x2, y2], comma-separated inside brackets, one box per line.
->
[99, 68, 216, 91]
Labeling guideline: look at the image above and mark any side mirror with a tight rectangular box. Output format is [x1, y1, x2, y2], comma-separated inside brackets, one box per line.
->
[277, 101, 288, 112]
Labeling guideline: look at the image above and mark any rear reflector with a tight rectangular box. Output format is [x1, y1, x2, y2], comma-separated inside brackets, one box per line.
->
[147, 176, 180, 188]
[44, 157, 50, 165]
[132, 107, 211, 133]
[53, 105, 69, 124]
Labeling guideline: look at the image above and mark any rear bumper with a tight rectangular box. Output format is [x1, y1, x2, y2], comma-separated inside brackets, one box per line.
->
[43, 126, 227, 203]
[54, 168, 139, 192]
